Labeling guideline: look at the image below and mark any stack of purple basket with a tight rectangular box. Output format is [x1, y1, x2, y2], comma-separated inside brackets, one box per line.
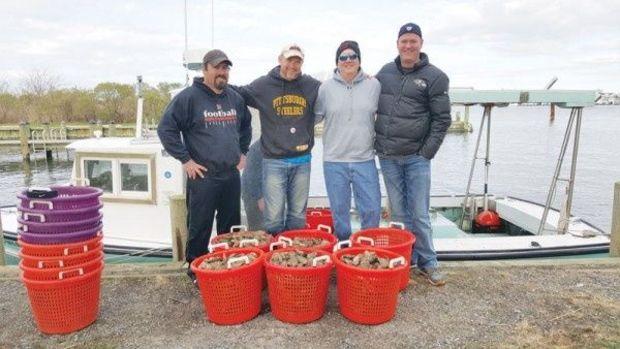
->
[17, 186, 104, 245]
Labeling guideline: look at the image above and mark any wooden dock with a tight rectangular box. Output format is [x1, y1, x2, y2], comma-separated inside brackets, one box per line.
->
[0, 123, 153, 160]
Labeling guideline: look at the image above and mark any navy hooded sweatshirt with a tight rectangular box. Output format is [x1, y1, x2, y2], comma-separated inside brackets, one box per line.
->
[157, 77, 252, 173]
[235, 66, 320, 159]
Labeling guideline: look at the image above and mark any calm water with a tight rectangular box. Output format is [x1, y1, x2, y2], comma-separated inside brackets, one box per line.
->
[1, 105, 619, 231]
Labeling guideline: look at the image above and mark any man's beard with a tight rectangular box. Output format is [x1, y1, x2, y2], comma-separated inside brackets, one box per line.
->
[214, 76, 227, 89]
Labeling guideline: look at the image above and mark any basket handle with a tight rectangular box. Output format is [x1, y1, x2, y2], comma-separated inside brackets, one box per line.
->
[389, 222, 405, 230]
[312, 255, 331, 267]
[227, 256, 250, 269]
[208, 242, 229, 253]
[38, 260, 64, 268]
[23, 212, 46, 223]
[309, 211, 322, 216]
[389, 256, 406, 269]
[28, 200, 53, 210]
[317, 224, 332, 234]
[270, 241, 287, 251]
[277, 236, 293, 246]
[229, 225, 247, 232]
[239, 238, 259, 247]
[58, 268, 84, 280]
[64, 245, 89, 256]
[333, 240, 351, 252]
[356, 236, 375, 246]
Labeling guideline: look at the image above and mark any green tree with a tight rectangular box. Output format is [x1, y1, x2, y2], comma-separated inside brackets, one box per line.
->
[93, 82, 136, 122]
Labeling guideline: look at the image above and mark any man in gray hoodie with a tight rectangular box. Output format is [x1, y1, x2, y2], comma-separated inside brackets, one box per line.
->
[315, 41, 381, 240]
[235, 44, 321, 234]
[375, 23, 451, 286]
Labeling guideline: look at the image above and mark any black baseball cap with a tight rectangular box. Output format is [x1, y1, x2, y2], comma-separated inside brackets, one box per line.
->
[203, 49, 232, 67]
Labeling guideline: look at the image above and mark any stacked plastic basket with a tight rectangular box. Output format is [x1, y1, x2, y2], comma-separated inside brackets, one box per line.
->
[16, 186, 104, 334]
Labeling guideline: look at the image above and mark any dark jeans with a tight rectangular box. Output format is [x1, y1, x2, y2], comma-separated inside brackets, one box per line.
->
[186, 169, 240, 263]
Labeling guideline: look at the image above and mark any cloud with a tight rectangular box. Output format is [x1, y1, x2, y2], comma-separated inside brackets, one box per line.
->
[1, 0, 619, 91]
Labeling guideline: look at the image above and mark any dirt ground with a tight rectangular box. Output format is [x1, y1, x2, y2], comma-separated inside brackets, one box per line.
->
[0, 259, 619, 349]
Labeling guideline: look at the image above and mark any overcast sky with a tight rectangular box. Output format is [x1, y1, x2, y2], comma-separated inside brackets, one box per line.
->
[2, 0, 619, 92]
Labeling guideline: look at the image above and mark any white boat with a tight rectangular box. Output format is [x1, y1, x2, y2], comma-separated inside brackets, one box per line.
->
[1, 86, 610, 261]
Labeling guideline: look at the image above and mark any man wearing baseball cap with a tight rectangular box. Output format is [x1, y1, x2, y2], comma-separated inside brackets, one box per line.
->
[158, 49, 252, 285]
[235, 44, 321, 235]
[375, 23, 451, 286]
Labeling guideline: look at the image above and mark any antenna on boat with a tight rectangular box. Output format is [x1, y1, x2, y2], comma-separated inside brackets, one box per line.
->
[184, 0, 189, 85]
[211, 0, 215, 47]
[135, 75, 144, 139]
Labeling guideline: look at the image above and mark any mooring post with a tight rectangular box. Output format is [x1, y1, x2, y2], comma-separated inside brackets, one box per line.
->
[42, 122, 53, 161]
[549, 104, 556, 122]
[0, 210, 6, 266]
[610, 182, 620, 257]
[108, 122, 117, 137]
[169, 194, 188, 262]
[59, 121, 67, 140]
[19, 122, 31, 161]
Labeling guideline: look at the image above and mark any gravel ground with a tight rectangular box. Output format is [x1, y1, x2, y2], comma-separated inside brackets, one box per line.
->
[0, 260, 619, 349]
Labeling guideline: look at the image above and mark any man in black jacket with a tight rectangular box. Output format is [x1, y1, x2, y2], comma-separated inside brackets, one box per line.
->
[235, 44, 321, 235]
[375, 23, 451, 286]
[157, 49, 251, 284]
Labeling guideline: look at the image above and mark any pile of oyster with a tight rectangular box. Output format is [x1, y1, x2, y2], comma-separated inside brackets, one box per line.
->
[198, 252, 259, 270]
[269, 250, 329, 268]
[340, 251, 391, 269]
[287, 236, 329, 248]
[216, 230, 271, 247]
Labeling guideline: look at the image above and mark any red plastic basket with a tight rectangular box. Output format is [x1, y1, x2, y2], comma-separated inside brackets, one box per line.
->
[209, 225, 274, 253]
[20, 254, 104, 280]
[264, 247, 333, 324]
[190, 247, 265, 325]
[19, 246, 103, 269]
[22, 264, 103, 334]
[306, 207, 334, 231]
[333, 246, 407, 325]
[350, 222, 415, 290]
[276, 225, 337, 253]
[18, 233, 103, 258]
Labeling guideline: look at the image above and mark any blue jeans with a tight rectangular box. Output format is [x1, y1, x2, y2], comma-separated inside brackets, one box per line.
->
[262, 158, 310, 234]
[324, 160, 381, 240]
[379, 154, 437, 269]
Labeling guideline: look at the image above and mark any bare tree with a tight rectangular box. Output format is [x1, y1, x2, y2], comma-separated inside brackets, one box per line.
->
[0, 79, 9, 94]
[21, 69, 61, 96]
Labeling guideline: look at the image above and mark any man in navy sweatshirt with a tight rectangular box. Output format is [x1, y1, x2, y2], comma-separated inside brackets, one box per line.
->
[235, 44, 320, 235]
[157, 49, 251, 284]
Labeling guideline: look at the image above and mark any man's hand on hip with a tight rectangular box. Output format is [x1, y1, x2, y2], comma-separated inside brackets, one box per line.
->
[237, 154, 247, 171]
[183, 159, 207, 179]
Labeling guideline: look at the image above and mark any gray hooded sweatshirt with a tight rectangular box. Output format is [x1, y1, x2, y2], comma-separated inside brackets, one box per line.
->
[315, 69, 380, 162]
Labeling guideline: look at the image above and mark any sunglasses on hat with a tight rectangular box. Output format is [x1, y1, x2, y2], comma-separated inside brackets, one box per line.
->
[338, 53, 359, 62]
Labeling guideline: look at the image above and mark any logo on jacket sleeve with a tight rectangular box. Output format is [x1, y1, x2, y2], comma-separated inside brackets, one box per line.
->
[413, 79, 427, 89]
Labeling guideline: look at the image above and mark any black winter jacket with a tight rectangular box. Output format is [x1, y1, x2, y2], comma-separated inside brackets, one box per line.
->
[375, 53, 451, 159]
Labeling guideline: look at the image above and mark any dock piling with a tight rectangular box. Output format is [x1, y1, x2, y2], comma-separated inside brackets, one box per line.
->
[169, 194, 188, 262]
[109, 123, 117, 137]
[19, 122, 31, 161]
[0, 210, 6, 266]
[611, 182, 620, 257]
